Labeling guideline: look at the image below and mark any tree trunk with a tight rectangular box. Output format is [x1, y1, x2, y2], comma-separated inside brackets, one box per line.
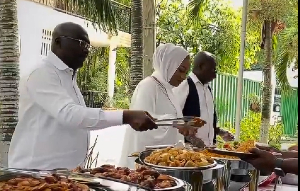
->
[130, 0, 144, 93]
[0, 0, 20, 166]
[0, 0, 20, 167]
[142, 0, 156, 78]
[260, 20, 272, 143]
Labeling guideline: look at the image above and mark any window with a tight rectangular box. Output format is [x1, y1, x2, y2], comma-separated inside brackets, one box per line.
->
[41, 29, 52, 56]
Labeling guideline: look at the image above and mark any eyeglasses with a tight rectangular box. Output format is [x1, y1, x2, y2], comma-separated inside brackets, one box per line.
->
[58, 36, 91, 50]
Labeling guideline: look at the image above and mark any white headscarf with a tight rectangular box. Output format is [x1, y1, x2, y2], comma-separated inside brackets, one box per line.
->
[152, 43, 189, 84]
[151, 43, 189, 117]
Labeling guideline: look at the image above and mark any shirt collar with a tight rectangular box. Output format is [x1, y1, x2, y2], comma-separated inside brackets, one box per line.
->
[47, 51, 72, 71]
[189, 72, 209, 87]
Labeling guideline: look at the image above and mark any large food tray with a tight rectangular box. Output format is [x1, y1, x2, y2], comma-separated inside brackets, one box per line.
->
[139, 150, 217, 171]
[0, 169, 149, 191]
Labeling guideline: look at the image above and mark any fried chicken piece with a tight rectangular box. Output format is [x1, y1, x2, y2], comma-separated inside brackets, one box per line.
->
[141, 170, 160, 179]
[140, 179, 156, 188]
[120, 175, 131, 182]
[156, 180, 173, 188]
[102, 172, 122, 179]
[136, 166, 150, 172]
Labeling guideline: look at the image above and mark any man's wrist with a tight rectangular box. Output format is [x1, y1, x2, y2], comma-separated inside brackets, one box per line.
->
[274, 158, 286, 177]
[274, 158, 284, 168]
[281, 151, 298, 159]
[122, 110, 129, 124]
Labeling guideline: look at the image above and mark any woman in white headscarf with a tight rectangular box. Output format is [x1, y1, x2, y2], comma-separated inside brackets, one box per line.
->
[119, 43, 196, 169]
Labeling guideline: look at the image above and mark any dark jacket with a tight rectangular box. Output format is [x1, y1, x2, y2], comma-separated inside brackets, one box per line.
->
[182, 77, 219, 144]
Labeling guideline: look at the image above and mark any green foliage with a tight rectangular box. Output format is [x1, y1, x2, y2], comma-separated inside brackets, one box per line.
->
[114, 0, 130, 6]
[224, 111, 283, 148]
[77, 47, 130, 109]
[113, 48, 131, 109]
[78, 48, 108, 91]
[248, 0, 294, 22]
[214, 98, 229, 120]
[268, 123, 284, 149]
[274, 8, 298, 90]
[61, 0, 117, 32]
[248, 93, 261, 104]
[77, 47, 109, 107]
[187, 0, 208, 24]
[156, 0, 260, 74]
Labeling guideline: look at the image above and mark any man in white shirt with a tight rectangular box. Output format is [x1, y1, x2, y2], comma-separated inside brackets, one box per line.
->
[173, 51, 234, 146]
[8, 22, 157, 170]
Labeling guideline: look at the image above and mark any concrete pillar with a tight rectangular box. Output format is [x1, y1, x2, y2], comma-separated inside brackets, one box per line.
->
[0, 141, 9, 167]
[143, 0, 156, 78]
[107, 43, 117, 107]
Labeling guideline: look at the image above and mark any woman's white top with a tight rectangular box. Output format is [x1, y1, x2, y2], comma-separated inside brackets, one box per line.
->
[119, 76, 184, 169]
[119, 43, 189, 169]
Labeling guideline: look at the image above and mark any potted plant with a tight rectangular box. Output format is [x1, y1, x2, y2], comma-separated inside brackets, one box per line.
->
[249, 94, 261, 113]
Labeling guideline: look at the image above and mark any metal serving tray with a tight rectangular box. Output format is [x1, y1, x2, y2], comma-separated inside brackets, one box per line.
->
[0, 169, 149, 191]
[139, 150, 217, 171]
[137, 150, 226, 191]
[69, 172, 186, 191]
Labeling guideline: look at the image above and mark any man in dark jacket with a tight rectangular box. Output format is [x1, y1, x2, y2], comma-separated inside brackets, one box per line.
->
[174, 51, 234, 146]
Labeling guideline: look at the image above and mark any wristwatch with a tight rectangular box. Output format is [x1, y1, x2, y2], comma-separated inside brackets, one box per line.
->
[274, 158, 286, 177]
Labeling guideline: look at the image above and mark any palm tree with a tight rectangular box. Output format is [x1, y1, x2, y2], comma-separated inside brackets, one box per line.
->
[129, 0, 143, 93]
[63, 0, 143, 93]
[248, 0, 296, 143]
[0, 0, 20, 166]
[61, 0, 117, 31]
[274, 2, 298, 88]
[187, 0, 208, 23]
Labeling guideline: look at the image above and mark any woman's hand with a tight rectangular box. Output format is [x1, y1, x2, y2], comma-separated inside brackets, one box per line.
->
[176, 125, 198, 136]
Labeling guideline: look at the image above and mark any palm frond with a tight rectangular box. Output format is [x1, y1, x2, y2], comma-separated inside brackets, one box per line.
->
[274, 26, 298, 92]
[61, 0, 117, 33]
[274, 50, 290, 91]
[187, 0, 208, 26]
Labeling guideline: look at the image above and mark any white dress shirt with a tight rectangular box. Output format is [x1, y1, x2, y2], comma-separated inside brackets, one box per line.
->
[8, 51, 123, 170]
[173, 72, 215, 146]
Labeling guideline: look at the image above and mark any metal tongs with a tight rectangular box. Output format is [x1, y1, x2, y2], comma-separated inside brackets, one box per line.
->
[155, 116, 196, 123]
[155, 116, 206, 128]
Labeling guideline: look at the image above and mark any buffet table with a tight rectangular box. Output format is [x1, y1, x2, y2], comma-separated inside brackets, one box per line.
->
[2, 141, 289, 191]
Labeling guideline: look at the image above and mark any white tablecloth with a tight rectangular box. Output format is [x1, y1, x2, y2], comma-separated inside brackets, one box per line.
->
[89, 125, 129, 168]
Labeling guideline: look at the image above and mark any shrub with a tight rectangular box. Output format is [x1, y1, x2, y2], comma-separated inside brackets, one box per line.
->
[223, 111, 283, 149]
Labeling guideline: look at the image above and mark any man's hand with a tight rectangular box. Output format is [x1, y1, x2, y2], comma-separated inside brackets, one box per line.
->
[123, 110, 158, 131]
[256, 144, 299, 159]
[242, 148, 277, 173]
[288, 145, 298, 151]
[219, 129, 234, 141]
[255, 144, 281, 153]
